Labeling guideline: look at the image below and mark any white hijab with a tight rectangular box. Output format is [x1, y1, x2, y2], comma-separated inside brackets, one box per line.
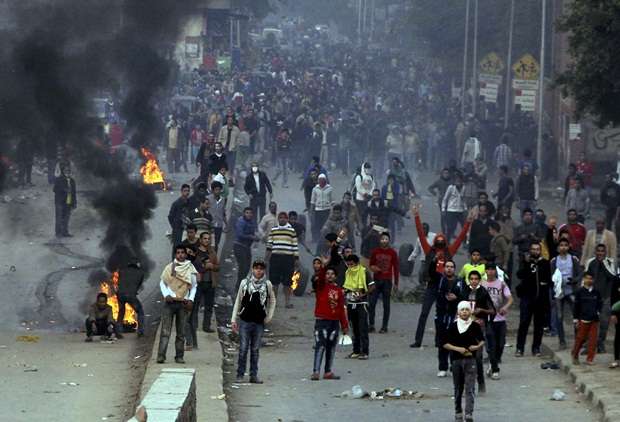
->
[456, 301, 473, 334]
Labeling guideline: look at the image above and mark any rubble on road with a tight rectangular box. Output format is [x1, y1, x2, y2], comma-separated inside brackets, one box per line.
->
[339, 385, 426, 401]
[551, 390, 567, 401]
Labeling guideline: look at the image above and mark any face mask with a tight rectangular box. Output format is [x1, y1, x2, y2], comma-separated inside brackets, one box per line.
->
[252, 166, 259, 173]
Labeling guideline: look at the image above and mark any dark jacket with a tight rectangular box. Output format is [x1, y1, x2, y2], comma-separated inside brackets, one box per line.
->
[234, 216, 257, 248]
[117, 265, 145, 296]
[490, 233, 511, 270]
[53, 176, 77, 208]
[244, 171, 273, 198]
[168, 197, 189, 230]
[457, 282, 496, 323]
[573, 287, 603, 322]
[207, 153, 228, 175]
[361, 226, 381, 259]
[600, 181, 620, 209]
[611, 278, 620, 317]
[516, 257, 552, 304]
[513, 222, 546, 255]
[469, 218, 492, 256]
[436, 276, 460, 323]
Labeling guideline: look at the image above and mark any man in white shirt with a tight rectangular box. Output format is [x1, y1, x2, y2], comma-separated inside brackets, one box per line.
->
[157, 245, 198, 364]
[408, 222, 436, 275]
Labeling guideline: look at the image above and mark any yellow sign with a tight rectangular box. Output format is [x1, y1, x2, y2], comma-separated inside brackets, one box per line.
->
[479, 52, 504, 75]
[512, 54, 540, 80]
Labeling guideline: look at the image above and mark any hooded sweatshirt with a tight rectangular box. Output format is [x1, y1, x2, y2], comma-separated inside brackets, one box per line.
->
[354, 162, 376, 201]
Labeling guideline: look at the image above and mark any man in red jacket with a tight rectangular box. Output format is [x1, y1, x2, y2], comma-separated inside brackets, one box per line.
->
[312, 266, 349, 381]
[369, 233, 399, 333]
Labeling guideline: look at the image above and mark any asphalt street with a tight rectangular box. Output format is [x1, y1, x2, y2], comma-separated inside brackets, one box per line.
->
[224, 167, 601, 422]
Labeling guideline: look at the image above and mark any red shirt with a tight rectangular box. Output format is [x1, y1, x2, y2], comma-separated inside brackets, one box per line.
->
[370, 247, 399, 286]
[559, 222, 587, 253]
[576, 160, 593, 186]
[314, 279, 348, 330]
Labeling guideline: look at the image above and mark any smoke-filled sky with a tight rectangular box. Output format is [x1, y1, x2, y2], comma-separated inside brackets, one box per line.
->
[0, 0, 200, 272]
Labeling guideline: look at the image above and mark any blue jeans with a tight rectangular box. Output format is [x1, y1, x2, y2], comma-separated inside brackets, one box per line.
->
[313, 319, 340, 373]
[237, 320, 264, 378]
[369, 279, 392, 330]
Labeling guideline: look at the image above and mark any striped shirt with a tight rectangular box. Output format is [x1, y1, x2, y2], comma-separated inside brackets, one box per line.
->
[494, 144, 513, 169]
[266, 223, 299, 257]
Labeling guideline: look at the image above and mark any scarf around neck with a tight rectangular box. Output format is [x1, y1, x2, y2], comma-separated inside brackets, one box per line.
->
[244, 274, 268, 308]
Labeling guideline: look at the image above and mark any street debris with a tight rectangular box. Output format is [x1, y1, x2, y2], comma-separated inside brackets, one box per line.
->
[550, 390, 567, 401]
[133, 355, 142, 360]
[16, 335, 39, 343]
[540, 362, 560, 370]
[210, 394, 226, 400]
[60, 382, 80, 387]
[72, 363, 88, 368]
[23, 366, 38, 372]
[340, 385, 428, 401]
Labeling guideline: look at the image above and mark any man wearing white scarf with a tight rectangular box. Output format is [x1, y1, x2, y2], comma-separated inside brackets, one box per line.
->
[443, 301, 485, 422]
[157, 245, 198, 364]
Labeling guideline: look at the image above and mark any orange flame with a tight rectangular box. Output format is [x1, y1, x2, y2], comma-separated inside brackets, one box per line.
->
[140, 147, 166, 188]
[291, 271, 301, 290]
[99, 271, 138, 326]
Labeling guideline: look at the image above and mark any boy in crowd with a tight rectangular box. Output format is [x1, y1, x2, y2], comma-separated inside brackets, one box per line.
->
[311, 267, 349, 380]
[572, 272, 603, 366]
[344, 254, 375, 360]
[550, 238, 581, 349]
[482, 263, 513, 380]
[443, 301, 485, 422]
[232, 260, 276, 383]
[459, 249, 485, 284]
[369, 232, 399, 333]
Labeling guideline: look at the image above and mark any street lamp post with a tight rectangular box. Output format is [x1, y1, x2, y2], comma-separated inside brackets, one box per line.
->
[472, 0, 479, 117]
[503, 0, 515, 129]
[537, 0, 546, 169]
[461, 0, 471, 118]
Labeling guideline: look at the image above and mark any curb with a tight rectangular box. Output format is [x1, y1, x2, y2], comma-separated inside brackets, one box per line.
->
[541, 342, 620, 422]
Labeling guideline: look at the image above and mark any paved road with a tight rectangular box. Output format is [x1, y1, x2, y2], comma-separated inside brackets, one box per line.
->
[224, 167, 601, 422]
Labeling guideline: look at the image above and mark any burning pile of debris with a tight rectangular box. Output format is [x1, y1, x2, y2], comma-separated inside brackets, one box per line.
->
[139, 148, 168, 190]
[98, 271, 138, 332]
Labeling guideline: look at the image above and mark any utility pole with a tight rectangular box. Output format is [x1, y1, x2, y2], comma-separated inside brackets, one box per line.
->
[357, 0, 362, 46]
[537, 0, 546, 169]
[461, 0, 470, 118]
[471, 0, 479, 117]
[503, 0, 515, 129]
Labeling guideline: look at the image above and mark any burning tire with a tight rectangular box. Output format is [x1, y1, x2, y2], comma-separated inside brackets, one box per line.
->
[399, 243, 414, 276]
[292, 266, 309, 297]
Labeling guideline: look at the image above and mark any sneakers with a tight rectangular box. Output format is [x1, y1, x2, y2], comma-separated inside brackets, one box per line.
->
[533, 349, 542, 357]
[357, 354, 369, 360]
[368, 326, 376, 333]
[491, 372, 500, 380]
[156, 357, 165, 364]
[175, 357, 186, 364]
[379, 328, 388, 334]
[515, 350, 524, 357]
[249, 376, 263, 384]
[310, 373, 320, 381]
[572, 356, 580, 366]
[409, 342, 422, 348]
[347, 352, 360, 359]
[437, 370, 448, 378]
[235, 375, 244, 382]
[84, 336, 93, 343]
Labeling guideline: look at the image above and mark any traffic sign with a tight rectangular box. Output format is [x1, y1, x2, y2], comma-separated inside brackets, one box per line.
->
[512, 54, 540, 80]
[479, 52, 504, 75]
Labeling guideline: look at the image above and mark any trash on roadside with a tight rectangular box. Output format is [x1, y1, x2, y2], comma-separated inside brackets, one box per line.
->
[551, 390, 566, 401]
[72, 363, 88, 367]
[541, 362, 560, 370]
[23, 366, 38, 372]
[231, 385, 240, 389]
[386, 388, 402, 397]
[60, 382, 80, 387]
[0, 345, 7, 349]
[16, 335, 39, 343]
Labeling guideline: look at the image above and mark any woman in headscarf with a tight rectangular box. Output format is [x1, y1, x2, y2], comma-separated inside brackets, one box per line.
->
[443, 301, 485, 422]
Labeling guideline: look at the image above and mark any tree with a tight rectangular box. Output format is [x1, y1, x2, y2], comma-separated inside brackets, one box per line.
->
[556, 1, 620, 126]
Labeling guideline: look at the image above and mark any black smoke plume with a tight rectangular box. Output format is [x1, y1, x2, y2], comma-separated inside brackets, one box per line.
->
[0, 0, 199, 273]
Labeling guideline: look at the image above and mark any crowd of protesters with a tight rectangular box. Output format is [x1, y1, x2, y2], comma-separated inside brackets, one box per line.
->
[67, 24, 620, 422]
